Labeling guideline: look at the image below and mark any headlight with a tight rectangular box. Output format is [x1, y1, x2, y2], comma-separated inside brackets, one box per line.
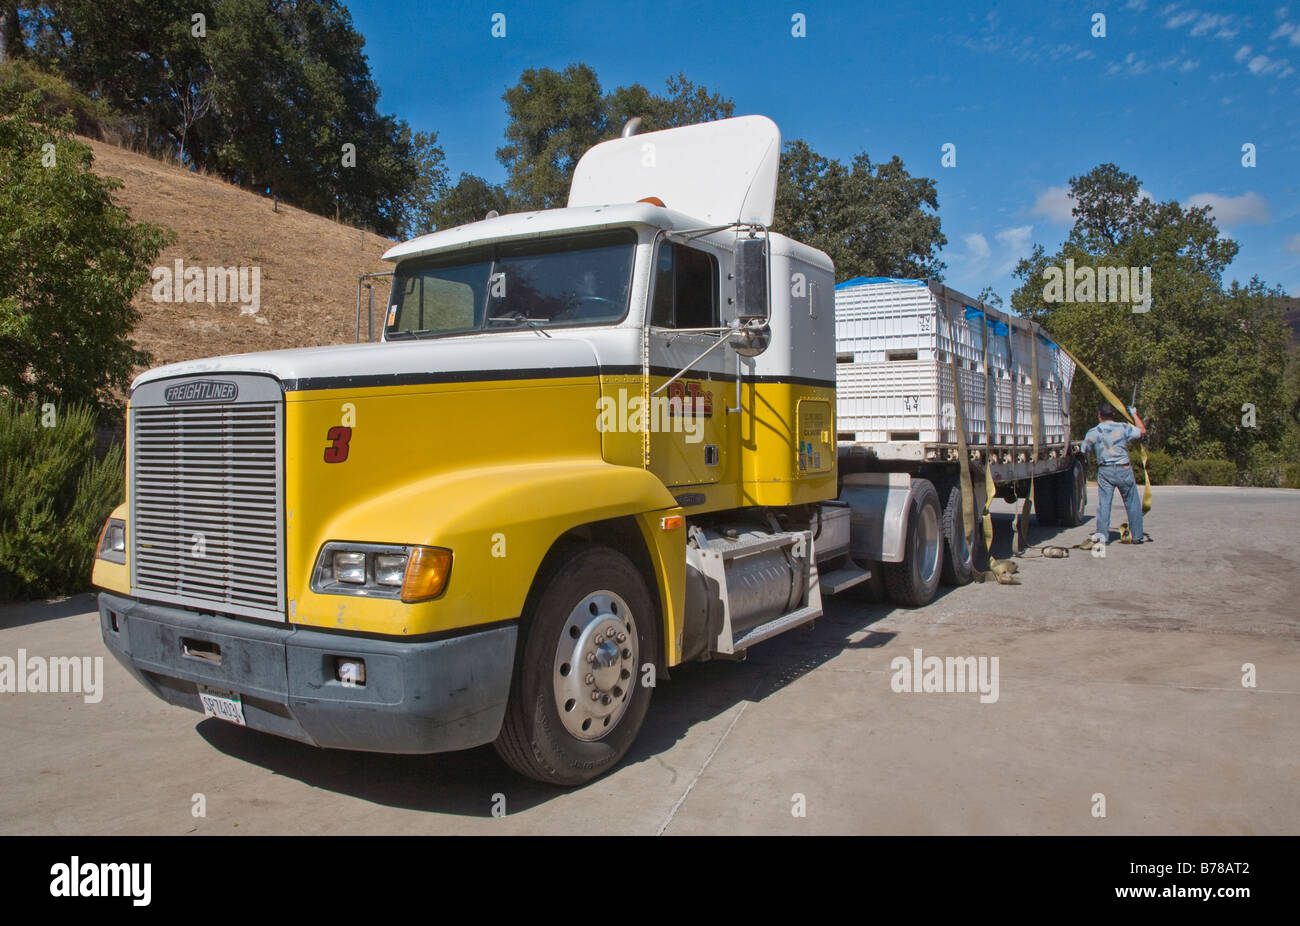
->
[312, 542, 452, 602]
[97, 518, 126, 564]
[373, 553, 407, 586]
[332, 551, 366, 584]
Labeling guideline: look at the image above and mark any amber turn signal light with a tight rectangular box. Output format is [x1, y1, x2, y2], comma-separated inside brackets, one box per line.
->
[401, 546, 452, 602]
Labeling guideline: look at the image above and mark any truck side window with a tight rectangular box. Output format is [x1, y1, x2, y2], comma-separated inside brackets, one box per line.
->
[651, 241, 719, 329]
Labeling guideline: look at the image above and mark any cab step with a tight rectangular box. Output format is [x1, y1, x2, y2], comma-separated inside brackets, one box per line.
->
[819, 565, 872, 595]
[728, 604, 822, 654]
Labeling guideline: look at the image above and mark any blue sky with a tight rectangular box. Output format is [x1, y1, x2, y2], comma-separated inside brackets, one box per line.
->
[346, 0, 1299, 301]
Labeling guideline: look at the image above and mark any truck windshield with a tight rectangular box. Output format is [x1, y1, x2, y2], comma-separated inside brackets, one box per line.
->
[386, 229, 637, 337]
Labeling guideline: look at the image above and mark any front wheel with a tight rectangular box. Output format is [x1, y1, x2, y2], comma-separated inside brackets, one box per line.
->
[494, 546, 657, 786]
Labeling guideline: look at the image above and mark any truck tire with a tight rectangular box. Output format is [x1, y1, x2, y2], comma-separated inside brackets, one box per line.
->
[494, 545, 657, 786]
[884, 478, 943, 607]
[939, 479, 983, 586]
[1054, 457, 1087, 526]
[1033, 474, 1059, 526]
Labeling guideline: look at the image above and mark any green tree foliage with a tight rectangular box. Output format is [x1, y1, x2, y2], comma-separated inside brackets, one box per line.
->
[1010, 164, 1291, 463]
[0, 399, 124, 599]
[23, 1, 434, 237]
[773, 139, 946, 280]
[397, 130, 451, 237]
[0, 57, 124, 137]
[0, 86, 171, 409]
[497, 66, 736, 212]
[603, 72, 734, 134]
[497, 63, 611, 211]
[421, 173, 510, 233]
[29, 1, 214, 155]
[492, 64, 945, 282]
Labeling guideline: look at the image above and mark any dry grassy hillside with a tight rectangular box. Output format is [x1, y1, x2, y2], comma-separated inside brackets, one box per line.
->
[83, 137, 395, 371]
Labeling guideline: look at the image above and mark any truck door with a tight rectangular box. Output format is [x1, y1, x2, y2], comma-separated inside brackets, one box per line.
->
[647, 238, 728, 487]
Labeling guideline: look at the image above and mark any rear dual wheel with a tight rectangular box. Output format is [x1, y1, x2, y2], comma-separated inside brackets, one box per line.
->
[1033, 474, 1060, 526]
[939, 478, 986, 587]
[1054, 457, 1087, 526]
[884, 479, 944, 606]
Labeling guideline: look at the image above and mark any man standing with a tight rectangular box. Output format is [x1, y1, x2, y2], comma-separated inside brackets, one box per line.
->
[1080, 402, 1147, 545]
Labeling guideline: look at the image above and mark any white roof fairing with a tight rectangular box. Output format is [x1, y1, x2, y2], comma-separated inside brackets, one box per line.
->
[383, 115, 783, 265]
[568, 115, 781, 226]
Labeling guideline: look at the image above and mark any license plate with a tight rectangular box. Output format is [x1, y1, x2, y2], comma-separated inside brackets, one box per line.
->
[198, 687, 246, 726]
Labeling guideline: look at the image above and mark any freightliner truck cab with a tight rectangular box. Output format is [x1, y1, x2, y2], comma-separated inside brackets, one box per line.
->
[94, 116, 867, 785]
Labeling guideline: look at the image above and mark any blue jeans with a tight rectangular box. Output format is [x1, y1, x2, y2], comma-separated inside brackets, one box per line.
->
[1095, 464, 1143, 542]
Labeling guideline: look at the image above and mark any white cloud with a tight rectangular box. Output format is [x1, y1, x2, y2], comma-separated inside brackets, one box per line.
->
[1107, 51, 1153, 75]
[1285, 233, 1300, 254]
[1186, 191, 1271, 225]
[994, 226, 1035, 275]
[1194, 13, 1239, 38]
[949, 226, 1035, 279]
[1248, 53, 1289, 74]
[1031, 186, 1075, 223]
[1228, 42, 1295, 76]
[1163, 7, 1241, 37]
[1158, 52, 1201, 70]
[964, 233, 991, 261]
[1273, 21, 1300, 44]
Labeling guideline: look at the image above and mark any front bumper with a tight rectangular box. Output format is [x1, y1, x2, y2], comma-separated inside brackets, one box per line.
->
[98, 592, 517, 754]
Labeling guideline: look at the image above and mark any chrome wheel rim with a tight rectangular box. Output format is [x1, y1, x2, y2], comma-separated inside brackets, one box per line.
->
[916, 502, 941, 583]
[552, 590, 638, 741]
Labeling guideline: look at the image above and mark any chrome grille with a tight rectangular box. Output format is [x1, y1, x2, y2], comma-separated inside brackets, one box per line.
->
[130, 389, 285, 621]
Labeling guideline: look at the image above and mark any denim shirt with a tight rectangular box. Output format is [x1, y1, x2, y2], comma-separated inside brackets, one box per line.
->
[1082, 420, 1141, 466]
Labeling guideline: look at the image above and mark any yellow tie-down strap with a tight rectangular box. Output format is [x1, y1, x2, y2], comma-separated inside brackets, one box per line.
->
[1054, 344, 1152, 514]
[947, 326, 1020, 585]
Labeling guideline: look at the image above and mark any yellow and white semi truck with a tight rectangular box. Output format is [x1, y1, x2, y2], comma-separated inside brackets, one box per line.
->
[93, 116, 1084, 785]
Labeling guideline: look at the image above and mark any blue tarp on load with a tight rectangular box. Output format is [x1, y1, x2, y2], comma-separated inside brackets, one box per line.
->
[834, 276, 928, 289]
[965, 305, 1008, 336]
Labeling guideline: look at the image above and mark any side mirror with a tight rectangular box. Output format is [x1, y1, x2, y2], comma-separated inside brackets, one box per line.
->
[734, 237, 769, 320]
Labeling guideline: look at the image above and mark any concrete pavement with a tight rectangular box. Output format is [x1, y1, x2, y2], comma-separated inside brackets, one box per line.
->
[1, 486, 1296, 834]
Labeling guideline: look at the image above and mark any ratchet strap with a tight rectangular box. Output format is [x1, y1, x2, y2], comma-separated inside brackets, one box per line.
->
[1028, 330, 1041, 465]
[1053, 344, 1152, 514]
[947, 311, 1017, 585]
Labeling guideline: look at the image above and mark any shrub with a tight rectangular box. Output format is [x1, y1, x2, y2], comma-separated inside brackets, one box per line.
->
[1176, 459, 1237, 486]
[1142, 449, 1175, 485]
[0, 60, 126, 140]
[1283, 463, 1300, 490]
[1237, 447, 1284, 488]
[0, 400, 124, 600]
[1, 83, 171, 412]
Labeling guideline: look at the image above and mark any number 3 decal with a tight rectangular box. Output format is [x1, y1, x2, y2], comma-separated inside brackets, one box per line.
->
[324, 426, 351, 463]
